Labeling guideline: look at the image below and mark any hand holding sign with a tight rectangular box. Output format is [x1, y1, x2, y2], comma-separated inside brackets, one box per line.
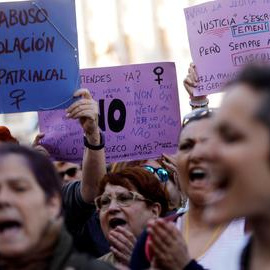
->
[39, 62, 180, 163]
[183, 63, 198, 96]
[0, 0, 79, 113]
[66, 88, 100, 144]
[183, 63, 209, 108]
[32, 133, 50, 157]
[184, 0, 270, 96]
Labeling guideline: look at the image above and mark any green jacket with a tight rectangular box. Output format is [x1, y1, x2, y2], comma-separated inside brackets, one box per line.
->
[49, 226, 115, 270]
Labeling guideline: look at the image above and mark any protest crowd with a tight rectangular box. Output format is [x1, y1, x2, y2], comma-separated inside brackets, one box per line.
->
[2, 1, 270, 270]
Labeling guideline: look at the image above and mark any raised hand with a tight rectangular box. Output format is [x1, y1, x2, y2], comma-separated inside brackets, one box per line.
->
[66, 88, 99, 143]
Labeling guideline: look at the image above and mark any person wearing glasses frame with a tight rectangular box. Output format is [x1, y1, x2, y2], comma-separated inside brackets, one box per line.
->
[54, 161, 82, 184]
[96, 167, 168, 268]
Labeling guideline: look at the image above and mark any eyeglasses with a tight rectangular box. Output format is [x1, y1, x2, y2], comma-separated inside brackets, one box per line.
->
[59, 167, 78, 178]
[182, 108, 215, 128]
[95, 191, 151, 211]
[143, 165, 169, 183]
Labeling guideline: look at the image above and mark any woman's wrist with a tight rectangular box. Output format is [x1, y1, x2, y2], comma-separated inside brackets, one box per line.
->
[84, 132, 105, 150]
[189, 96, 209, 109]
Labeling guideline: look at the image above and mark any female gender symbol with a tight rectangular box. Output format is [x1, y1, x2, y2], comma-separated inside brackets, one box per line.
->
[153, 66, 164, 85]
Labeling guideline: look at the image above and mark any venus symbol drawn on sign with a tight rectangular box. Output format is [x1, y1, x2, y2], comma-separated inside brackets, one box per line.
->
[10, 89, 26, 110]
[153, 66, 164, 85]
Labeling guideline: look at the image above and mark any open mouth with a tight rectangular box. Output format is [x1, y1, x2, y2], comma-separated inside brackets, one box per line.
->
[0, 220, 22, 236]
[189, 168, 208, 182]
[109, 218, 127, 229]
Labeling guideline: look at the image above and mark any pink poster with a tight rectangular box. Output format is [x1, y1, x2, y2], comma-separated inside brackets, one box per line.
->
[185, 0, 270, 95]
[38, 62, 181, 163]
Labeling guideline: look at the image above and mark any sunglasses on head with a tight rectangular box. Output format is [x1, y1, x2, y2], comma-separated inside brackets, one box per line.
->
[143, 165, 169, 183]
[182, 108, 215, 128]
[59, 167, 78, 178]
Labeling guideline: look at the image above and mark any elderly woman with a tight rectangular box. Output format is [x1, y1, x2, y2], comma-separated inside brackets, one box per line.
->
[97, 167, 168, 267]
[0, 143, 113, 270]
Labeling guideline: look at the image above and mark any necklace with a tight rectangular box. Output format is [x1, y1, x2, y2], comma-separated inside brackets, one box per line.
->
[183, 212, 226, 259]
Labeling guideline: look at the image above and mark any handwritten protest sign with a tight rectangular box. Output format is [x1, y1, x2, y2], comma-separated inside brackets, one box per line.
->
[0, 0, 79, 113]
[38, 62, 181, 163]
[184, 0, 270, 95]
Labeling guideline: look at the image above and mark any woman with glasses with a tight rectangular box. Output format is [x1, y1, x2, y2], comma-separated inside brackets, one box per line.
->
[96, 167, 168, 268]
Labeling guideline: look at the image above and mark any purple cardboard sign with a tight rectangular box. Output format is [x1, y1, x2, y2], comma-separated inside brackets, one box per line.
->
[38, 109, 84, 163]
[38, 62, 181, 163]
[184, 0, 270, 96]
